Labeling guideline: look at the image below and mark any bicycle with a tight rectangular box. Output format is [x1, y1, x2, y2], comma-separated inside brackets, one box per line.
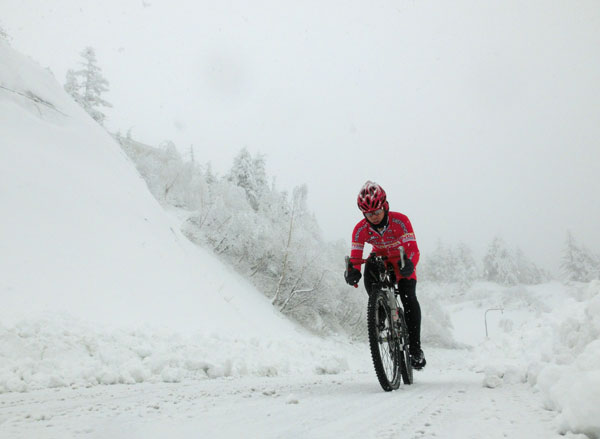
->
[345, 251, 413, 391]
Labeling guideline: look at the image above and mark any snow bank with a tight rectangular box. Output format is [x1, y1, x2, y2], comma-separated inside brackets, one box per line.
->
[0, 315, 356, 394]
[531, 281, 600, 438]
[466, 280, 600, 438]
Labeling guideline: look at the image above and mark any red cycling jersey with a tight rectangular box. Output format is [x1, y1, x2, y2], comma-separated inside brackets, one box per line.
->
[350, 211, 420, 281]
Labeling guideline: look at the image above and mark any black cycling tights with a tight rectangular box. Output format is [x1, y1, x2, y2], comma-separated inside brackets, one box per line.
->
[396, 279, 422, 352]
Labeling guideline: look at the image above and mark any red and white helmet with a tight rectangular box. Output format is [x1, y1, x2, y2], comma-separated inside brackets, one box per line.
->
[357, 181, 389, 213]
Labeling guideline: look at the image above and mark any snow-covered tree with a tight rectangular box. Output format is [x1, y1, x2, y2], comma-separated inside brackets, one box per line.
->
[514, 248, 548, 284]
[228, 148, 268, 211]
[483, 236, 546, 285]
[483, 236, 519, 285]
[420, 240, 479, 286]
[116, 136, 207, 210]
[0, 22, 11, 42]
[64, 69, 83, 106]
[455, 242, 480, 286]
[64, 47, 112, 125]
[561, 231, 599, 282]
[420, 240, 455, 283]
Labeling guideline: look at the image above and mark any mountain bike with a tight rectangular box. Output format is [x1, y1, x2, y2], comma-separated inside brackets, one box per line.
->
[345, 252, 413, 391]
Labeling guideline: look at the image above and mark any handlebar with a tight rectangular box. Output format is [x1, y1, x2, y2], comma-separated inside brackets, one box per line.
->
[345, 247, 406, 289]
[347, 257, 372, 265]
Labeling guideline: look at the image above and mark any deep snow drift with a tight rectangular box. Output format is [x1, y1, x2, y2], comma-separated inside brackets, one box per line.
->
[437, 280, 600, 438]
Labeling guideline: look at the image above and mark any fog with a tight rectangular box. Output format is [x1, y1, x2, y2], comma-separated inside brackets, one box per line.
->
[3, 0, 599, 270]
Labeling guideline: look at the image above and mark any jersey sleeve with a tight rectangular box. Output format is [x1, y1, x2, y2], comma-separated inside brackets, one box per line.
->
[350, 222, 366, 271]
[401, 216, 420, 268]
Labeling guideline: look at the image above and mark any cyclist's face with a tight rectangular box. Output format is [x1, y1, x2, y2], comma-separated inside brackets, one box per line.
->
[365, 208, 385, 224]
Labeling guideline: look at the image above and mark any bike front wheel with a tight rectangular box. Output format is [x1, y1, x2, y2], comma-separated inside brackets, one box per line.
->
[367, 289, 402, 391]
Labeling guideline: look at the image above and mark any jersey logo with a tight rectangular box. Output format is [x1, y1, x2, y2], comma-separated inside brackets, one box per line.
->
[401, 233, 416, 243]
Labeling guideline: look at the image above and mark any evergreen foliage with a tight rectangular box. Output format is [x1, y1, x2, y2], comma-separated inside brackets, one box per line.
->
[561, 231, 600, 282]
[0, 22, 10, 42]
[483, 236, 547, 285]
[419, 240, 479, 287]
[64, 47, 112, 125]
[421, 237, 547, 286]
[228, 148, 268, 211]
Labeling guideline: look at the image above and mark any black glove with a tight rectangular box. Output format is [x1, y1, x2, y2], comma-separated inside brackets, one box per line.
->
[398, 255, 414, 277]
[345, 266, 362, 286]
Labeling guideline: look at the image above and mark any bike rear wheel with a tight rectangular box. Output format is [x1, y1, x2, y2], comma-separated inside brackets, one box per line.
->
[367, 289, 402, 391]
[397, 309, 413, 385]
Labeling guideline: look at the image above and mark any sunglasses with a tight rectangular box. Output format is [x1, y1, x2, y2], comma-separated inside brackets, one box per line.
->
[365, 208, 384, 218]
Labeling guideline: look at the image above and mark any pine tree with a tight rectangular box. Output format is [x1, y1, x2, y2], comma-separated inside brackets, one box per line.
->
[482, 236, 547, 285]
[483, 236, 519, 285]
[228, 148, 268, 210]
[456, 242, 479, 286]
[0, 21, 10, 42]
[514, 248, 546, 284]
[561, 231, 600, 282]
[420, 240, 479, 285]
[64, 70, 83, 107]
[426, 240, 455, 282]
[64, 46, 112, 125]
[204, 162, 216, 185]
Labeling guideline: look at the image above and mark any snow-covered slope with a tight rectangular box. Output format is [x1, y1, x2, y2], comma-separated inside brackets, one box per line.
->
[0, 41, 356, 391]
[1, 39, 276, 333]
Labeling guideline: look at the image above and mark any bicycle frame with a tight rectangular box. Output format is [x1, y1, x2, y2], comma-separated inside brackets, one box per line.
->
[347, 251, 405, 339]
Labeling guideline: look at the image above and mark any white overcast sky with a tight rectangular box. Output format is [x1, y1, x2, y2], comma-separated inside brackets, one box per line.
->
[3, 0, 599, 270]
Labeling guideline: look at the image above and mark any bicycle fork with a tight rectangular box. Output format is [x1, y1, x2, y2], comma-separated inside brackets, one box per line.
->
[386, 289, 399, 331]
[386, 289, 408, 349]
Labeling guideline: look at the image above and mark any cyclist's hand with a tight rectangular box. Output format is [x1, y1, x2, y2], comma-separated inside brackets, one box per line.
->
[345, 266, 362, 286]
[398, 255, 414, 277]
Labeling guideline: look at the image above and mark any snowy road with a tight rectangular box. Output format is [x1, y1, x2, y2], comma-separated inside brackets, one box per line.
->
[0, 349, 563, 439]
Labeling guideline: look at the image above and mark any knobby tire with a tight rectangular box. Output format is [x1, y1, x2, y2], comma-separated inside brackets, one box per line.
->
[367, 289, 402, 391]
[397, 310, 413, 385]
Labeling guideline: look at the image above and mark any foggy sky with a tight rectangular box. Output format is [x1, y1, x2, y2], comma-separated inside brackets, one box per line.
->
[3, 0, 599, 270]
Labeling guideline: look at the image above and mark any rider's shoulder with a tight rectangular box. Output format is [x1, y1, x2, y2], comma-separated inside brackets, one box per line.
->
[388, 211, 409, 221]
[352, 218, 369, 233]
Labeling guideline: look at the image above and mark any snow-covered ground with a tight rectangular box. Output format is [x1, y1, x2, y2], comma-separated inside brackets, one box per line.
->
[2, 40, 600, 439]
[2, 278, 598, 439]
[0, 348, 566, 439]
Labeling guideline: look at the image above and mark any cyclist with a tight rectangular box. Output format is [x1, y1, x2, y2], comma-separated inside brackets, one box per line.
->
[345, 181, 426, 369]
